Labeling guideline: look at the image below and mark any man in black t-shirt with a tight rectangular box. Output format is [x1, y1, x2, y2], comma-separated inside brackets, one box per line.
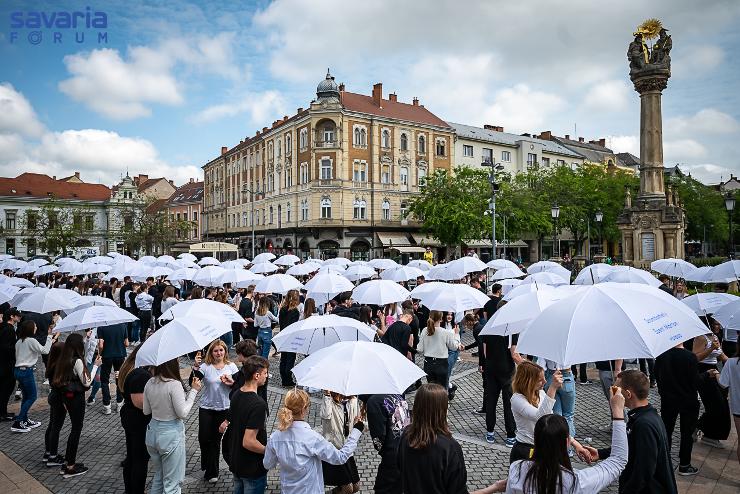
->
[97, 323, 128, 413]
[481, 332, 521, 445]
[381, 311, 414, 360]
[360, 394, 410, 494]
[483, 284, 502, 321]
[120, 366, 151, 493]
[225, 356, 269, 493]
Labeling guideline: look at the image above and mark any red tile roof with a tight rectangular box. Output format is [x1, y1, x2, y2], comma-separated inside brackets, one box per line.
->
[341, 92, 451, 128]
[0, 173, 111, 201]
[146, 198, 168, 214]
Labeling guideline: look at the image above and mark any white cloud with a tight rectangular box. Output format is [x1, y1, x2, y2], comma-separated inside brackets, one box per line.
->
[672, 44, 724, 78]
[582, 80, 630, 112]
[664, 138, 708, 159]
[608, 135, 639, 156]
[189, 90, 287, 124]
[0, 83, 45, 137]
[483, 85, 565, 134]
[666, 108, 740, 136]
[680, 163, 735, 184]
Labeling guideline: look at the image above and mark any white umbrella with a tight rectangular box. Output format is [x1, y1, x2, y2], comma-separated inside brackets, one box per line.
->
[148, 266, 174, 278]
[516, 283, 708, 367]
[27, 258, 49, 268]
[380, 266, 424, 282]
[234, 273, 264, 288]
[34, 264, 59, 277]
[287, 264, 320, 276]
[343, 265, 376, 282]
[273, 254, 301, 266]
[498, 278, 523, 296]
[192, 266, 227, 287]
[573, 263, 614, 285]
[684, 266, 719, 283]
[55, 257, 77, 265]
[487, 259, 519, 270]
[651, 258, 696, 278]
[220, 260, 243, 270]
[1, 259, 27, 271]
[424, 264, 448, 281]
[55, 305, 138, 332]
[353, 280, 410, 305]
[16, 288, 83, 313]
[444, 257, 489, 279]
[177, 253, 197, 261]
[527, 261, 571, 282]
[324, 257, 351, 267]
[0, 254, 14, 260]
[705, 260, 740, 281]
[254, 274, 303, 295]
[0, 284, 21, 305]
[407, 259, 432, 271]
[273, 314, 377, 354]
[157, 255, 177, 264]
[480, 288, 579, 337]
[15, 264, 39, 276]
[159, 299, 243, 323]
[136, 317, 231, 367]
[219, 269, 262, 287]
[305, 257, 324, 265]
[521, 272, 569, 286]
[167, 268, 197, 282]
[503, 283, 555, 301]
[603, 267, 660, 287]
[305, 273, 354, 296]
[712, 298, 740, 329]
[233, 258, 252, 267]
[4, 277, 34, 288]
[176, 259, 200, 269]
[292, 341, 426, 395]
[317, 265, 345, 275]
[198, 256, 221, 266]
[57, 259, 83, 274]
[71, 295, 118, 311]
[250, 262, 279, 274]
[138, 255, 157, 265]
[368, 258, 398, 270]
[681, 293, 739, 316]
[490, 267, 526, 281]
[252, 252, 276, 264]
[410, 282, 489, 312]
[84, 255, 115, 265]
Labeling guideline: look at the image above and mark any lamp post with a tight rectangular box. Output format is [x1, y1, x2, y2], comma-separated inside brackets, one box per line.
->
[725, 193, 735, 259]
[242, 185, 261, 260]
[551, 202, 560, 259]
[482, 159, 503, 260]
[595, 210, 604, 256]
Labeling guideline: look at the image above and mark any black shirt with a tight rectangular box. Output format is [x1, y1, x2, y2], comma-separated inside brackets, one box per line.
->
[0, 322, 16, 373]
[382, 321, 413, 357]
[228, 368, 268, 410]
[226, 390, 268, 479]
[483, 295, 502, 320]
[654, 347, 700, 407]
[120, 367, 151, 430]
[278, 307, 300, 331]
[332, 304, 360, 320]
[481, 333, 517, 377]
[97, 323, 128, 358]
[366, 394, 409, 457]
[398, 432, 467, 494]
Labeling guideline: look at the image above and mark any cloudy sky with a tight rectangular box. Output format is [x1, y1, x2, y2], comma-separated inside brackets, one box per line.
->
[1, 0, 739, 186]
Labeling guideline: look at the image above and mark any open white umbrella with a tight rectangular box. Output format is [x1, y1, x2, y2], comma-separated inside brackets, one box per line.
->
[573, 263, 614, 285]
[159, 299, 243, 323]
[250, 262, 279, 274]
[287, 264, 320, 277]
[305, 273, 354, 296]
[34, 264, 59, 277]
[684, 266, 726, 284]
[274, 254, 301, 266]
[480, 288, 580, 337]
[521, 272, 569, 286]
[712, 298, 740, 329]
[0, 254, 14, 260]
[317, 264, 345, 275]
[57, 259, 83, 274]
[147, 266, 174, 278]
[380, 266, 424, 282]
[27, 258, 49, 268]
[407, 259, 432, 271]
[84, 255, 115, 265]
[705, 260, 740, 281]
[55, 305, 138, 332]
[368, 258, 398, 270]
[343, 265, 376, 282]
[498, 278, 523, 296]
[527, 261, 571, 282]
[157, 255, 177, 264]
[324, 257, 351, 267]
[252, 252, 276, 264]
[4, 277, 35, 288]
[273, 314, 377, 354]
[651, 258, 696, 278]
[254, 274, 303, 295]
[139, 255, 157, 265]
[424, 264, 448, 281]
[220, 269, 263, 287]
[516, 283, 708, 367]
[197, 256, 221, 266]
[136, 317, 231, 367]
[220, 260, 243, 270]
[410, 282, 489, 312]
[490, 267, 526, 281]
[681, 292, 738, 316]
[487, 259, 519, 270]
[603, 267, 660, 287]
[503, 283, 555, 301]
[0, 259, 27, 271]
[178, 253, 197, 262]
[192, 266, 227, 287]
[444, 257, 489, 279]
[292, 341, 426, 395]
[167, 268, 197, 282]
[353, 280, 410, 306]
[0, 284, 21, 305]
[16, 288, 83, 313]
[15, 264, 39, 276]
[70, 295, 118, 311]
[176, 259, 199, 269]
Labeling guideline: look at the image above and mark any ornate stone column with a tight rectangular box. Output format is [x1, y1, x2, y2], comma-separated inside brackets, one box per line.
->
[633, 70, 669, 202]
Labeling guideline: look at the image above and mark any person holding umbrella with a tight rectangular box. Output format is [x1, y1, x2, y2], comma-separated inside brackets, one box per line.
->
[417, 311, 461, 393]
[320, 391, 362, 493]
[254, 297, 278, 359]
[0, 308, 21, 421]
[278, 289, 301, 387]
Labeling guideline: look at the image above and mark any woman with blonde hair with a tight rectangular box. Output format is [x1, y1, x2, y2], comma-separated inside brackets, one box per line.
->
[263, 388, 365, 493]
[321, 392, 362, 493]
[279, 290, 301, 386]
[192, 339, 239, 483]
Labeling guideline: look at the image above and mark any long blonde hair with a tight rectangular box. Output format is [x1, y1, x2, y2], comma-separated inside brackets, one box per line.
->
[512, 360, 544, 407]
[277, 388, 310, 431]
[256, 296, 271, 316]
[204, 339, 231, 365]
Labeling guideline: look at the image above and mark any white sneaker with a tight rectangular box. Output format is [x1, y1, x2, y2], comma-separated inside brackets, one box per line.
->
[103, 405, 111, 415]
[43, 379, 49, 385]
[207, 477, 219, 484]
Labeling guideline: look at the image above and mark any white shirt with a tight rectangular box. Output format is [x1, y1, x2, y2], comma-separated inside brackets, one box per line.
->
[15, 336, 53, 367]
[198, 362, 238, 411]
[263, 420, 361, 494]
[160, 297, 179, 314]
[417, 326, 460, 359]
[84, 330, 98, 364]
[719, 357, 740, 415]
[143, 377, 198, 421]
[135, 292, 154, 311]
[511, 391, 556, 446]
[506, 421, 628, 494]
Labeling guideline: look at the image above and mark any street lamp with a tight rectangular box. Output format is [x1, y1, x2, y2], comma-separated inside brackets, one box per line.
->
[242, 185, 261, 260]
[482, 159, 504, 260]
[595, 210, 604, 255]
[725, 193, 735, 259]
[551, 202, 560, 259]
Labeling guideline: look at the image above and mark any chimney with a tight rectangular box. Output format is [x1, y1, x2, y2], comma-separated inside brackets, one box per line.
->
[598, 138, 606, 147]
[189, 178, 194, 183]
[168, 180, 174, 186]
[578, 137, 584, 143]
[221, 146, 228, 155]
[389, 92, 397, 102]
[262, 127, 268, 133]
[412, 97, 419, 106]
[53, 175, 57, 180]
[338, 83, 345, 92]
[297, 107, 303, 113]
[74, 171, 80, 179]
[372, 82, 383, 107]
[485, 125, 504, 132]
[138, 174, 149, 182]
[539, 131, 551, 140]
[564, 134, 570, 140]
[283, 115, 289, 122]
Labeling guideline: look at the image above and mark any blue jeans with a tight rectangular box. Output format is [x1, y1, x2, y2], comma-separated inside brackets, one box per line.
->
[14, 367, 37, 423]
[87, 361, 101, 401]
[546, 369, 576, 439]
[447, 349, 459, 384]
[221, 330, 233, 350]
[233, 475, 267, 494]
[146, 419, 186, 494]
[131, 319, 141, 343]
[257, 328, 272, 359]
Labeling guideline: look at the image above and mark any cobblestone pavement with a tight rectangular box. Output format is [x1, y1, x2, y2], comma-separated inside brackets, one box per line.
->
[0, 331, 737, 493]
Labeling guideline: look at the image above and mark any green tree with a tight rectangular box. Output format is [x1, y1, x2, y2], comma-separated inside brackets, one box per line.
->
[20, 198, 95, 256]
[668, 174, 729, 253]
[118, 197, 192, 255]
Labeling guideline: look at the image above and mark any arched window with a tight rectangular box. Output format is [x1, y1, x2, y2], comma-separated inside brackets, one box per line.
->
[418, 167, 427, 185]
[277, 140, 281, 157]
[354, 127, 361, 146]
[381, 164, 391, 184]
[418, 135, 426, 153]
[360, 128, 367, 146]
[436, 139, 446, 157]
[382, 129, 391, 148]
[382, 199, 391, 220]
[400, 133, 408, 151]
[286, 202, 291, 223]
[285, 134, 291, 154]
[269, 206, 274, 224]
[400, 166, 409, 190]
[321, 198, 332, 219]
[301, 199, 309, 220]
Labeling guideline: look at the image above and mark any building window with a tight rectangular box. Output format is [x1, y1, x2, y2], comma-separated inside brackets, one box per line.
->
[320, 158, 332, 180]
[321, 198, 332, 219]
[353, 126, 367, 147]
[463, 145, 473, 157]
[323, 125, 335, 144]
[381, 164, 391, 184]
[26, 238, 36, 257]
[382, 129, 391, 149]
[436, 139, 446, 157]
[301, 200, 309, 221]
[400, 133, 408, 151]
[300, 128, 308, 150]
[285, 134, 291, 154]
[571, 162, 579, 170]
[482, 148, 493, 164]
[26, 212, 37, 230]
[285, 167, 293, 188]
[353, 161, 367, 183]
[269, 206, 274, 224]
[5, 238, 15, 256]
[382, 199, 391, 220]
[193, 211, 198, 222]
[353, 199, 367, 220]
[557, 159, 565, 166]
[418, 167, 427, 185]
[502, 150, 511, 162]
[73, 214, 82, 230]
[300, 162, 309, 184]
[286, 202, 291, 223]
[360, 128, 366, 146]
[418, 135, 426, 153]
[400, 166, 409, 190]
[542, 157, 550, 167]
[400, 202, 408, 219]
[5, 212, 16, 230]
[277, 140, 281, 157]
[527, 153, 537, 166]
[85, 216, 94, 231]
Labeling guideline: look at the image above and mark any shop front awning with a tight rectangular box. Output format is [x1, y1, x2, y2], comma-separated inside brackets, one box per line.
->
[392, 246, 426, 253]
[464, 239, 529, 248]
[377, 233, 411, 247]
[411, 234, 442, 247]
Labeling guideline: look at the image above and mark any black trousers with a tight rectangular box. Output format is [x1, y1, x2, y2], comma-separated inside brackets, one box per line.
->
[571, 363, 588, 383]
[696, 369, 731, 440]
[509, 441, 534, 464]
[374, 452, 401, 494]
[280, 352, 297, 385]
[100, 356, 125, 406]
[722, 340, 737, 358]
[661, 400, 699, 467]
[139, 310, 152, 342]
[48, 391, 85, 464]
[44, 389, 60, 453]
[485, 373, 516, 437]
[423, 357, 449, 389]
[639, 358, 656, 383]
[198, 408, 228, 479]
[0, 370, 14, 416]
[122, 420, 149, 494]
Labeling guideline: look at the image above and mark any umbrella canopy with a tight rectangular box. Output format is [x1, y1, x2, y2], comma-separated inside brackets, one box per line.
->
[57, 259, 83, 273]
[490, 267, 526, 281]
[343, 265, 376, 282]
[0, 284, 21, 305]
[55, 305, 138, 332]
[380, 266, 424, 282]
[573, 263, 614, 285]
[16, 288, 83, 313]
[136, 317, 230, 367]
[159, 299, 243, 323]
[252, 252, 276, 264]
[487, 259, 519, 270]
[305, 273, 354, 295]
[148, 266, 174, 278]
[480, 288, 581, 337]
[424, 264, 448, 281]
[15, 264, 39, 276]
[503, 283, 555, 301]
[324, 257, 351, 267]
[254, 274, 303, 295]
[167, 267, 198, 282]
[498, 278, 522, 295]
[527, 261, 571, 282]
[684, 266, 721, 283]
[516, 283, 708, 367]
[27, 258, 49, 268]
[34, 264, 59, 277]
[177, 253, 197, 261]
[0, 259, 27, 271]
[353, 280, 410, 306]
[157, 255, 177, 264]
[293, 341, 426, 395]
[84, 255, 115, 265]
[521, 272, 569, 286]
[198, 256, 221, 266]
[705, 260, 740, 281]
[274, 254, 301, 266]
[286, 263, 320, 276]
[681, 292, 738, 316]
[176, 259, 199, 269]
[220, 260, 243, 270]
[317, 264, 345, 274]
[445, 257, 489, 279]
[220, 269, 263, 287]
[70, 295, 118, 312]
[10, 286, 46, 306]
[4, 277, 34, 288]
[651, 258, 697, 278]
[250, 262, 279, 274]
[192, 266, 227, 287]
[367, 258, 398, 270]
[603, 267, 660, 287]
[138, 255, 157, 265]
[273, 314, 377, 354]
[406, 259, 432, 271]
[410, 282, 489, 312]
[712, 298, 740, 330]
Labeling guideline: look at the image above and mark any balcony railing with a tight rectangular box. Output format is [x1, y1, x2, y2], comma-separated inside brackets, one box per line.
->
[314, 139, 339, 149]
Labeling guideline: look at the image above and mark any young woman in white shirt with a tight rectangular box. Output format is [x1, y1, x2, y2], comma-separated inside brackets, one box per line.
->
[417, 310, 462, 391]
[264, 388, 365, 493]
[192, 339, 239, 483]
[143, 358, 202, 494]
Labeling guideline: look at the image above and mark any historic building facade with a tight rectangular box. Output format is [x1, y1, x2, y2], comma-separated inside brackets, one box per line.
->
[203, 71, 455, 260]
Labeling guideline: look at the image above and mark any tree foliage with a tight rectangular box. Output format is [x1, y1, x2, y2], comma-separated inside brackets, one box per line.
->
[116, 197, 193, 255]
[668, 173, 729, 251]
[20, 198, 95, 256]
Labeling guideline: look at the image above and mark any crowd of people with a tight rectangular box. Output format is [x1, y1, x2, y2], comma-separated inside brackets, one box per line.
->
[1, 258, 739, 494]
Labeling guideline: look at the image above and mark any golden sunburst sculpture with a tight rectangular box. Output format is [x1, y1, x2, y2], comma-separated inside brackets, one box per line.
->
[635, 18, 663, 40]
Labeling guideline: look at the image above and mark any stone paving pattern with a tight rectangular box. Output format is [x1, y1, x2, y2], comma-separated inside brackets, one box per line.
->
[0, 329, 737, 493]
